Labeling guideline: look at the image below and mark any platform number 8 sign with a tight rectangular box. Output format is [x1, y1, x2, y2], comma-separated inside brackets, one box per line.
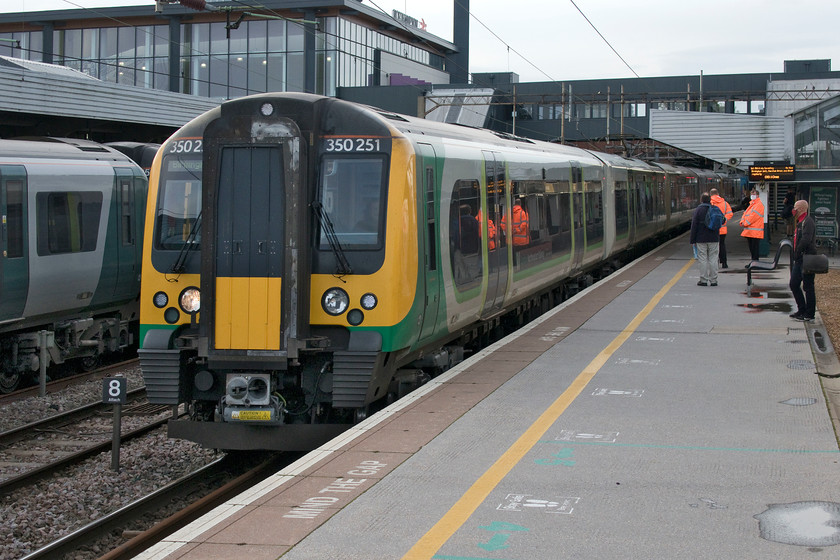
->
[102, 377, 127, 405]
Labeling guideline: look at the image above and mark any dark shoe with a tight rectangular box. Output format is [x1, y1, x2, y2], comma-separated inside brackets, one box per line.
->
[710, 282, 718, 286]
[721, 263, 728, 269]
[697, 281, 708, 286]
[802, 316, 815, 322]
[790, 312, 804, 319]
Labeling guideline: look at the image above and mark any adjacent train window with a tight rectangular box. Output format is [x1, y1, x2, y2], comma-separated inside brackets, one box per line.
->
[156, 155, 202, 250]
[5, 180, 24, 258]
[36, 192, 103, 255]
[318, 155, 386, 250]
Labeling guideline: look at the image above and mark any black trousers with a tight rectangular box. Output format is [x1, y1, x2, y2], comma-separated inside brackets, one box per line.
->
[789, 261, 816, 318]
[746, 237, 760, 260]
[718, 233, 727, 265]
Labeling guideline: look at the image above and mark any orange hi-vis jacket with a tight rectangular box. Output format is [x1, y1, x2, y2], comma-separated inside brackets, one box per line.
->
[502, 204, 530, 246]
[476, 210, 497, 250]
[739, 198, 765, 239]
[710, 194, 734, 235]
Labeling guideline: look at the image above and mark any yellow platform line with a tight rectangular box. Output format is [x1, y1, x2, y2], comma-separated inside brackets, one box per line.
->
[403, 259, 694, 560]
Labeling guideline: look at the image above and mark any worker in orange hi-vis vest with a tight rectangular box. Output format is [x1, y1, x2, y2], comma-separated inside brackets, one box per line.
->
[710, 188, 734, 268]
[476, 209, 497, 250]
[739, 188, 765, 261]
[501, 198, 530, 246]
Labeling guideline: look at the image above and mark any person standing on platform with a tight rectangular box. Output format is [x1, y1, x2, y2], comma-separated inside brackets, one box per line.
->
[710, 188, 733, 269]
[690, 192, 720, 286]
[789, 200, 817, 322]
[739, 188, 765, 261]
[782, 188, 796, 237]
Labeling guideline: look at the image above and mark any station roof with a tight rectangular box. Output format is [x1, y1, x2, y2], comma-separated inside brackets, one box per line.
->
[0, 55, 220, 142]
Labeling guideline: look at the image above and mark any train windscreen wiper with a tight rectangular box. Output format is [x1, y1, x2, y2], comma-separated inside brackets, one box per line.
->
[312, 201, 352, 276]
[169, 211, 202, 277]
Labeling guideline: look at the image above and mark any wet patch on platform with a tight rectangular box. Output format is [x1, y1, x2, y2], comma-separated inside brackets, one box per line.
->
[755, 501, 840, 547]
[736, 302, 793, 314]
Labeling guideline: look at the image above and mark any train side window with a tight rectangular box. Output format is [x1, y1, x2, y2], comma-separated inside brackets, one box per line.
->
[449, 178, 481, 286]
[5, 180, 24, 258]
[120, 179, 134, 246]
[36, 192, 103, 255]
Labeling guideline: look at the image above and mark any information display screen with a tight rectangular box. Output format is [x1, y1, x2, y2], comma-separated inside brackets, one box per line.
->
[748, 164, 795, 181]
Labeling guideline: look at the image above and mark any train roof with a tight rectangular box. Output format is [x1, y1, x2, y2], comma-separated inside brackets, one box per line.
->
[0, 137, 141, 164]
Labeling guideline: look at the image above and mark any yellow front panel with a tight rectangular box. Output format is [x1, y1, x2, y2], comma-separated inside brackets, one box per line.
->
[215, 277, 282, 350]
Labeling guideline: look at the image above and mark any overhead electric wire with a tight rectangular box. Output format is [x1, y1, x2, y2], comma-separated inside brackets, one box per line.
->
[568, 0, 640, 79]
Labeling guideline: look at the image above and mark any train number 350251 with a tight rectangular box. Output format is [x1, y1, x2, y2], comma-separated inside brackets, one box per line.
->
[324, 138, 381, 152]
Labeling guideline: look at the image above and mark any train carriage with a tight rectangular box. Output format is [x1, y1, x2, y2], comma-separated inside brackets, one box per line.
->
[0, 138, 148, 392]
[139, 93, 738, 451]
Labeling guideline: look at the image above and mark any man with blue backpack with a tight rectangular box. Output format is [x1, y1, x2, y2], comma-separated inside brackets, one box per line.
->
[690, 192, 726, 286]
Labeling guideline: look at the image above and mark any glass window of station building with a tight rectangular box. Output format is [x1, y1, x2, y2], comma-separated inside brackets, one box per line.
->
[0, 9, 445, 99]
[794, 95, 840, 169]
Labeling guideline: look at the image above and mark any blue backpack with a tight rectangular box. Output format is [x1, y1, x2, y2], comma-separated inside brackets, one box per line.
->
[704, 203, 726, 231]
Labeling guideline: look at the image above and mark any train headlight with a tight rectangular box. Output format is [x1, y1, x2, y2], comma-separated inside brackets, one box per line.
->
[347, 309, 364, 326]
[153, 291, 169, 308]
[179, 287, 201, 313]
[259, 102, 274, 116]
[322, 288, 349, 315]
[360, 293, 378, 310]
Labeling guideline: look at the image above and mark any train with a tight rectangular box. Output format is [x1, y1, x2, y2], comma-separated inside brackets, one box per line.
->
[0, 137, 149, 392]
[138, 93, 740, 451]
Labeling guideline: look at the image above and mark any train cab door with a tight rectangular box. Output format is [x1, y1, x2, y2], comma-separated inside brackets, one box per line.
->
[481, 151, 508, 317]
[202, 114, 308, 361]
[417, 143, 440, 342]
[0, 166, 29, 321]
[112, 170, 140, 300]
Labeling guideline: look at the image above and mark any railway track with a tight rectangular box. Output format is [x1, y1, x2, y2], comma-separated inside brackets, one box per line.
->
[19, 453, 290, 560]
[0, 389, 174, 494]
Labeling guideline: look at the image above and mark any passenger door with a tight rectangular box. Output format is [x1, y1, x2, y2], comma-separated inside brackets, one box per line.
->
[113, 170, 140, 300]
[481, 151, 508, 317]
[0, 166, 29, 321]
[417, 143, 440, 341]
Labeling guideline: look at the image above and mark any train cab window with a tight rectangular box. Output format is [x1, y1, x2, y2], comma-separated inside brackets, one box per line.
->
[318, 155, 386, 250]
[156, 155, 202, 250]
[5, 180, 24, 258]
[36, 192, 102, 255]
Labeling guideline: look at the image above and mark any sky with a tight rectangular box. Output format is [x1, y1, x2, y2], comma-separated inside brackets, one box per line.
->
[2, 0, 838, 82]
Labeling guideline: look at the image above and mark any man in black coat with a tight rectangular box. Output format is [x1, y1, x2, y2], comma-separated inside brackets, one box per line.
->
[789, 199, 817, 321]
[690, 193, 720, 286]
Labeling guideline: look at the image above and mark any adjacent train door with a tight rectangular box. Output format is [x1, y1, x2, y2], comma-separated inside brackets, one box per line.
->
[481, 152, 508, 317]
[417, 143, 440, 341]
[0, 166, 28, 321]
[112, 169, 141, 300]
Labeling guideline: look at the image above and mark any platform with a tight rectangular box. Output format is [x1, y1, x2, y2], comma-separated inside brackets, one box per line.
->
[135, 222, 840, 560]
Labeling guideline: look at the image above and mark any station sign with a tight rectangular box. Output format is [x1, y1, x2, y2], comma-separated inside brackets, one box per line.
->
[102, 376, 127, 405]
[748, 163, 795, 182]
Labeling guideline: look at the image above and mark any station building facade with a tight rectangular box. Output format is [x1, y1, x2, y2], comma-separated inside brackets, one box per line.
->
[0, 0, 455, 100]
